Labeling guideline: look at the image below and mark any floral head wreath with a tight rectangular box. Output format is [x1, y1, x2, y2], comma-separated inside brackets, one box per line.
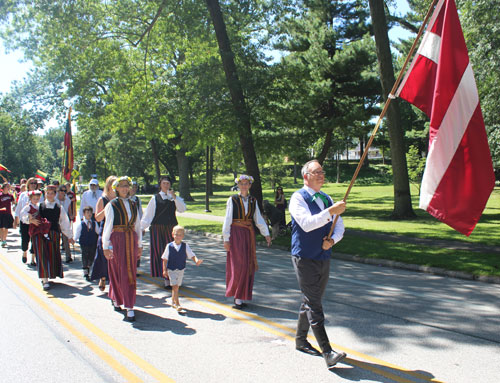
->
[112, 176, 132, 190]
[235, 174, 254, 184]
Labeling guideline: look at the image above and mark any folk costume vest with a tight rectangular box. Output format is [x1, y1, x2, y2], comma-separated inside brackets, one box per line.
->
[111, 198, 138, 227]
[230, 194, 258, 273]
[79, 220, 98, 246]
[231, 194, 256, 221]
[110, 197, 138, 286]
[40, 202, 61, 232]
[151, 193, 177, 226]
[291, 188, 333, 261]
[166, 242, 187, 270]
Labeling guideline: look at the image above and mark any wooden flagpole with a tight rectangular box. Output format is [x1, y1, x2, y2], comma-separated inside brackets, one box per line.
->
[322, 0, 440, 249]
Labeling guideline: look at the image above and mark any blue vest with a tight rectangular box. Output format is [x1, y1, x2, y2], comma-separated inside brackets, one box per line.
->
[291, 188, 333, 260]
[166, 242, 187, 270]
[79, 220, 98, 246]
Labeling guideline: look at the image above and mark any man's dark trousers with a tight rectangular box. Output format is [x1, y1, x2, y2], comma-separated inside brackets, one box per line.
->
[292, 256, 332, 353]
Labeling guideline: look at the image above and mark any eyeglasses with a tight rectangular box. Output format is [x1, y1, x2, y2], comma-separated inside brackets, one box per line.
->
[29, 182, 37, 185]
[307, 171, 325, 176]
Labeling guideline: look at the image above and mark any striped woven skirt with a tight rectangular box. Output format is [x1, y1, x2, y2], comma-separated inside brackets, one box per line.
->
[108, 229, 139, 308]
[32, 230, 63, 279]
[149, 224, 174, 277]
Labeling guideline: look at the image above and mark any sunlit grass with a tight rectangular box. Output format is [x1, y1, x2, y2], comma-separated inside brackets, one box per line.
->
[161, 177, 499, 276]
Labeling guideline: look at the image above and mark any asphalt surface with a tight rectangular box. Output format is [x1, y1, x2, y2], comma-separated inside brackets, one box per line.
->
[1, 227, 499, 383]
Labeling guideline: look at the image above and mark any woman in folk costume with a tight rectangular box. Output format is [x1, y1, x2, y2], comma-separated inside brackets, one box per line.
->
[141, 175, 186, 288]
[14, 177, 41, 265]
[91, 175, 116, 291]
[21, 187, 74, 291]
[222, 175, 271, 309]
[102, 177, 142, 322]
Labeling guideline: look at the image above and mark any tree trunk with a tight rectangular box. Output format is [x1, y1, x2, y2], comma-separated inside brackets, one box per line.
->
[176, 148, 194, 201]
[336, 150, 340, 183]
[293, 161, 298, 184]
[317, 127, 333, 165]
[189, 164, 195, 188]
[150, 139, 161, 181]
[209, 146, 214, 196]
[368, 0, 415, 218]
[205, 0, 263, 206]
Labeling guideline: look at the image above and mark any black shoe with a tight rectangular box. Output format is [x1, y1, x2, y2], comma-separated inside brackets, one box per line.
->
[112, 301, 123, 312]
[66, 258, 73, 263]
[22, 256, 27, 264]
[296, 342, 321, 356]
[29, 261, 36, 267]
[323, 350, 347, 369]
[164, 285, 172, 290]
[84, 274, 90, 281]
[125, 310, 135, 322]
[233, 300, 244, 310]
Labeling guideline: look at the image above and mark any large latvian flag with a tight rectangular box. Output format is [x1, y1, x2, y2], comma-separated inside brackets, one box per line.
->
[0, 163, 11, 172]
[35, 169, 48, 181]
[396, 0, 495, 236]
[63, 107, 74, 181]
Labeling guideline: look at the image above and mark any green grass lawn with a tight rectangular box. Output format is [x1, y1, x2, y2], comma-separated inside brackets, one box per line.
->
[153, 175, 499, 244]
[170, 176, 500, 277]
[93, 176, 499, 277]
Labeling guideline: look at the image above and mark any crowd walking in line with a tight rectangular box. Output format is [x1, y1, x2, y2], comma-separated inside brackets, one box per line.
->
[0, 161, 348, 370]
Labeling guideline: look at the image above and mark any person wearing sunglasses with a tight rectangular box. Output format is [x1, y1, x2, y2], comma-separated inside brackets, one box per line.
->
[79, 179, 102, 221]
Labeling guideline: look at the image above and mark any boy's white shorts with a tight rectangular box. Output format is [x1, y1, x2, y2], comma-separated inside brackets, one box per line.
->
[167, 269, 185, 286]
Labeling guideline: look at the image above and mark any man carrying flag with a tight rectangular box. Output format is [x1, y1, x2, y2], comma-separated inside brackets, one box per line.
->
[396, 0, 495, 236]
[63, 107, 74, 181]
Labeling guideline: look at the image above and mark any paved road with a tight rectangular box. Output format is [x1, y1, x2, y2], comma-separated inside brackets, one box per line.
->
[1, 228, 499, 383]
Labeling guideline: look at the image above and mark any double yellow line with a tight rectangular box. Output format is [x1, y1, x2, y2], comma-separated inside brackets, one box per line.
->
[141, 275, 446, 383]
[1, 252, 445, 383]
[0, 256, 173, 383]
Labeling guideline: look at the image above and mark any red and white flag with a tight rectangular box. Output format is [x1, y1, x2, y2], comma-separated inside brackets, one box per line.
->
[396, 0, 495, 236]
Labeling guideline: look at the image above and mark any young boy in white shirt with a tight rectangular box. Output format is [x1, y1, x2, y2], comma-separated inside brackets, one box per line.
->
[162, 225, 202, 311]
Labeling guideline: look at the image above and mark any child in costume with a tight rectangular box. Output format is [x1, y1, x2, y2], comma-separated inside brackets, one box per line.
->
[162, 225, 203, 311]
[74, 206, 99, 281]
[0, 183, 15, 247]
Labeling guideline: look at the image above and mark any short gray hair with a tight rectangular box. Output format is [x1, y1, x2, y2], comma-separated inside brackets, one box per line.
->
[301, 160, 320, 178]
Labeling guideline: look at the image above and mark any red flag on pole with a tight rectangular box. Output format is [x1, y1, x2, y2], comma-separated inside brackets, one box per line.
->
[396, 0, 495, 236]
[63, 107, 74, 181]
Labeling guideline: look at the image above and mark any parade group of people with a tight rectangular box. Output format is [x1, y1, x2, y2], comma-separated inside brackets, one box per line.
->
[0, 160, 348, 369]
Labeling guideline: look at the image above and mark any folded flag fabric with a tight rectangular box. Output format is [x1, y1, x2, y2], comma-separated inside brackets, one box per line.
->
[396, 0, 495, 236]
[0, 163, 11, 173]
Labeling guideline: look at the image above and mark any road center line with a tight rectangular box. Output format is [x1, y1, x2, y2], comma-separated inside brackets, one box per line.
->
[1, 257, 174, 383]
[139, 275, 446, 383]
[0, 259, 143, 383]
